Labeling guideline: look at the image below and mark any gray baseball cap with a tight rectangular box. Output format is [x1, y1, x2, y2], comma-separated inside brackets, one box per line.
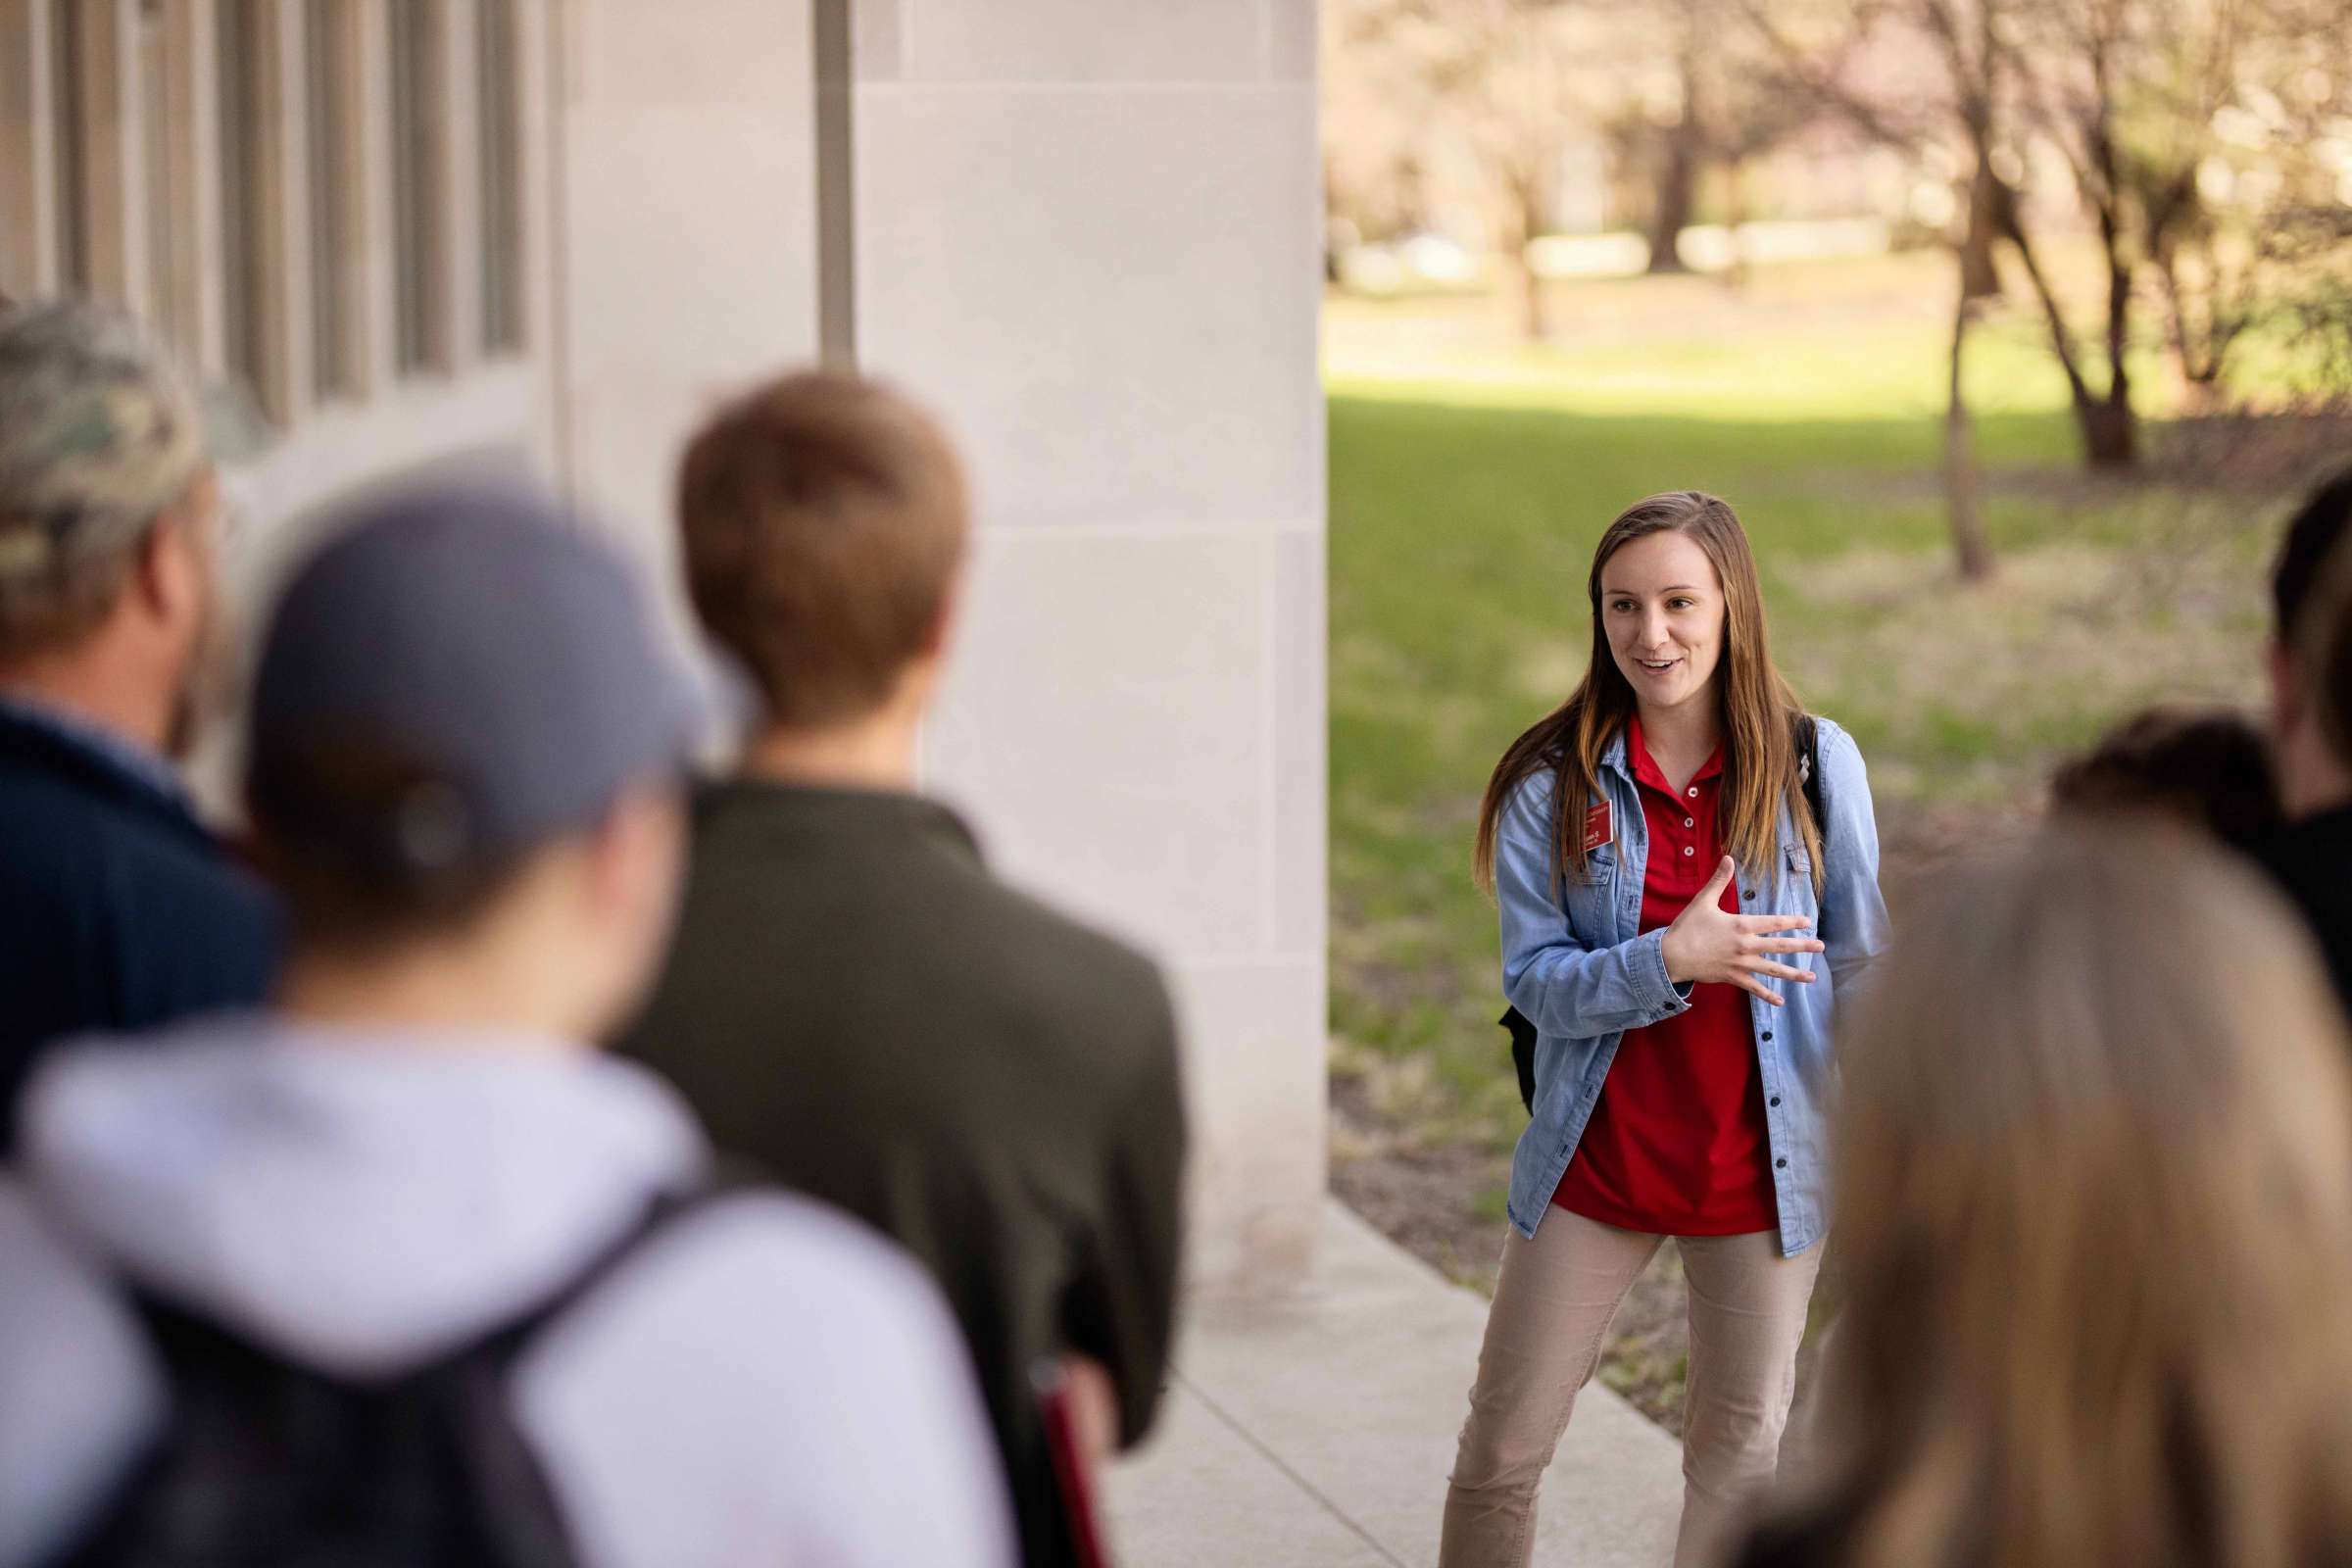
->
[247, 478, 710, 885]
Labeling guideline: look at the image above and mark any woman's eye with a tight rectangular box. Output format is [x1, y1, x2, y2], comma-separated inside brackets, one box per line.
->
[1669, 598, 1693, 610]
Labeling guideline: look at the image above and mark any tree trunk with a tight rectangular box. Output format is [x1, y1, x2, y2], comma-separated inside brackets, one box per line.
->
[2079, 396, 2136, 467]
[2003, 205, 2139, 471]
[1517, 247, 1549, 342]
[1506, 177, 1548, 343]
[1723, 159, 1752, 292]
[1647, 50, 1703, 276]
[2096, 200, 2137, 467]
[1946, 282, 1994, 582]
[1959, 167, 2003, 300]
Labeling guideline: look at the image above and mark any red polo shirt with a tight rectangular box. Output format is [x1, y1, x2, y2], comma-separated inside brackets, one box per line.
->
[1552, 718, 1779, 1236]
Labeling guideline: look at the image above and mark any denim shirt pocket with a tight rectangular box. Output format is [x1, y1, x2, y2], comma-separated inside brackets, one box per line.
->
[1559, 843, 1618, 947]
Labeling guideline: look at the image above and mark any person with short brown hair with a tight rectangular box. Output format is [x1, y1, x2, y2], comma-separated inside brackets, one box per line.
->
[2048, 704, 2281, 852]
[621, 369, 1188, 1568]
[678, 369, 969, 730]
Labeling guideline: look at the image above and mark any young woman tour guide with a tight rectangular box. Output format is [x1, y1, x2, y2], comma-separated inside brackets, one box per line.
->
[1441, 491, 1889, 1568]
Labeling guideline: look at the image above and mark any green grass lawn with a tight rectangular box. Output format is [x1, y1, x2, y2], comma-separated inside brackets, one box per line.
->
[1327, 254, 2300, 1164]
[1325, 250, 2338, 1429]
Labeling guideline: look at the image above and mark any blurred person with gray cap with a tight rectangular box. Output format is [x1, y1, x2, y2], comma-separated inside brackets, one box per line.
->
[0, 298, 281, 1155]
[0, 481, 1014, 1568]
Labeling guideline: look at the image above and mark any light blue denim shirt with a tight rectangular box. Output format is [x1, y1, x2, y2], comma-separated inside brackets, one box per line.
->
[1496, 716, 1890, 1256]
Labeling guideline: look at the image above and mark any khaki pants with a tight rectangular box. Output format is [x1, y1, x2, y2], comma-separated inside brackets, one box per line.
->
[1440, 1208, 1825, 1568]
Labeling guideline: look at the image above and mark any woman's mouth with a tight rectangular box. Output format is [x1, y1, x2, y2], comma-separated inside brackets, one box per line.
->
[1637, 657, 1681, 675]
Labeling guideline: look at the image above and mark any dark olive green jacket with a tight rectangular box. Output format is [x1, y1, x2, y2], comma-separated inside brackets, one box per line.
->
[617, 781, 1186, 1568]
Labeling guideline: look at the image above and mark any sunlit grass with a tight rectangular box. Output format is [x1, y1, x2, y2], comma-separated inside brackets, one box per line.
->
[1327, 269, 2290, 1097]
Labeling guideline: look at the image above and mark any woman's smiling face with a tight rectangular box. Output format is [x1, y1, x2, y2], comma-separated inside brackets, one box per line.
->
[1600, 529, 1726, 715]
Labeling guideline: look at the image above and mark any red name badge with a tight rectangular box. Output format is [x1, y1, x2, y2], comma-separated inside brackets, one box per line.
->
[1582, 801, 1612, 857]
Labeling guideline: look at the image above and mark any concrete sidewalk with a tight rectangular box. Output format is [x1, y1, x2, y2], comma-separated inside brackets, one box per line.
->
[1107, 1200, 1683, 1567]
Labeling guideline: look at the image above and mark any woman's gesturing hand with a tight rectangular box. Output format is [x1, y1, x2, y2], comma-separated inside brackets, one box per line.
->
[1658, 856, 1825, 1005]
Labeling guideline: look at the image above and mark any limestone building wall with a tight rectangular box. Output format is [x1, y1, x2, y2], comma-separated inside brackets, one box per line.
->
[0, 0, 1325, 1294]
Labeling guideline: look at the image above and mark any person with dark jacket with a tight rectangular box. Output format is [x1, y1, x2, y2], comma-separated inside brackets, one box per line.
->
[2246, 466, 2352, 1011]
[616, 370, 1187, 1568]
[0, 301, 280, 1150]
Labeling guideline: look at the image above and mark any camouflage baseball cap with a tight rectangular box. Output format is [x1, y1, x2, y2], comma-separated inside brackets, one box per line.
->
[0, 300, 207, 583]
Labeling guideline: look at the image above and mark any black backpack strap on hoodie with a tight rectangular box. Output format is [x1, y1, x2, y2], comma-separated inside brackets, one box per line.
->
[468, 1181, 730, 1367]
[56, 1180, 745, 1568]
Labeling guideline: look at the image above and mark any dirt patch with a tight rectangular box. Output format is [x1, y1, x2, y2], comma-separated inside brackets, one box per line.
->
[2147, 411, 2352, 496]
[1330, 1071, 1509, 1292]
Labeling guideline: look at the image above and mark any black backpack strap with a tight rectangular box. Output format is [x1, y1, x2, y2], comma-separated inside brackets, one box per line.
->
[63, 1178, 751, 1568]
[1502, 1006, 1538, 1115]
[1794, 713, 1827, 837]
[467, 1177, 748, 1369]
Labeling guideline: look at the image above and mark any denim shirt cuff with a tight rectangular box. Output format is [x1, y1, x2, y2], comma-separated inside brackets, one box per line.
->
[1637, 928, 1694, 1020]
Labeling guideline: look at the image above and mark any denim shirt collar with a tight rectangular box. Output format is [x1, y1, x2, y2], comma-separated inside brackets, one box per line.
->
[1595, 726, 1632, 786]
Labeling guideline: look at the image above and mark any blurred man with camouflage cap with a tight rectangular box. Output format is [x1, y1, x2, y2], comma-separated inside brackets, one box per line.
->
[0, 299, 281, 1152]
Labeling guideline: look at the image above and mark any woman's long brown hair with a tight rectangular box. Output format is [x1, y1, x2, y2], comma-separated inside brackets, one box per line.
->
[1473, 491, 1820, 897]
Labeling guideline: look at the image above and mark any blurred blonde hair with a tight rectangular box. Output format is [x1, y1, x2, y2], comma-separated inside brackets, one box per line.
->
[1814, 822, 2352, 1568]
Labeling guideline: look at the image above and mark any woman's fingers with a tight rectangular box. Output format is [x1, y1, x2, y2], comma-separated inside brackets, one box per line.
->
[1732, 973, 1785, 1004]
[1738, 912, 1816, 935]
[1748, 936, 1826, 955]
[1740, 959, 1817, 983]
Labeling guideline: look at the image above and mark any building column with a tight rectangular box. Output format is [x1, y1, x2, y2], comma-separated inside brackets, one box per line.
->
[550, 0, 823, 617]
[822, 0, 1326, 1293]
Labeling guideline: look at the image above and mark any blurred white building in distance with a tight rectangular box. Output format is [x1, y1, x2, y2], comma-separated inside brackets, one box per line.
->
[0, 0, 1326, 1294]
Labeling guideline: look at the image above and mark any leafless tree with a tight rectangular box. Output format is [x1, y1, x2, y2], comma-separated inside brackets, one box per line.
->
[1607, 0, 1829, 275]
[1757, 0, 2352, 470]
[2108, 0, 2352, 409]
[1328, 0, 1590, 339]
[1740, 0, 2015, 572]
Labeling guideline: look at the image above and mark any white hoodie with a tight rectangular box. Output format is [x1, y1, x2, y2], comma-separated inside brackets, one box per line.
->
[0, 1017, 1016, 1568]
